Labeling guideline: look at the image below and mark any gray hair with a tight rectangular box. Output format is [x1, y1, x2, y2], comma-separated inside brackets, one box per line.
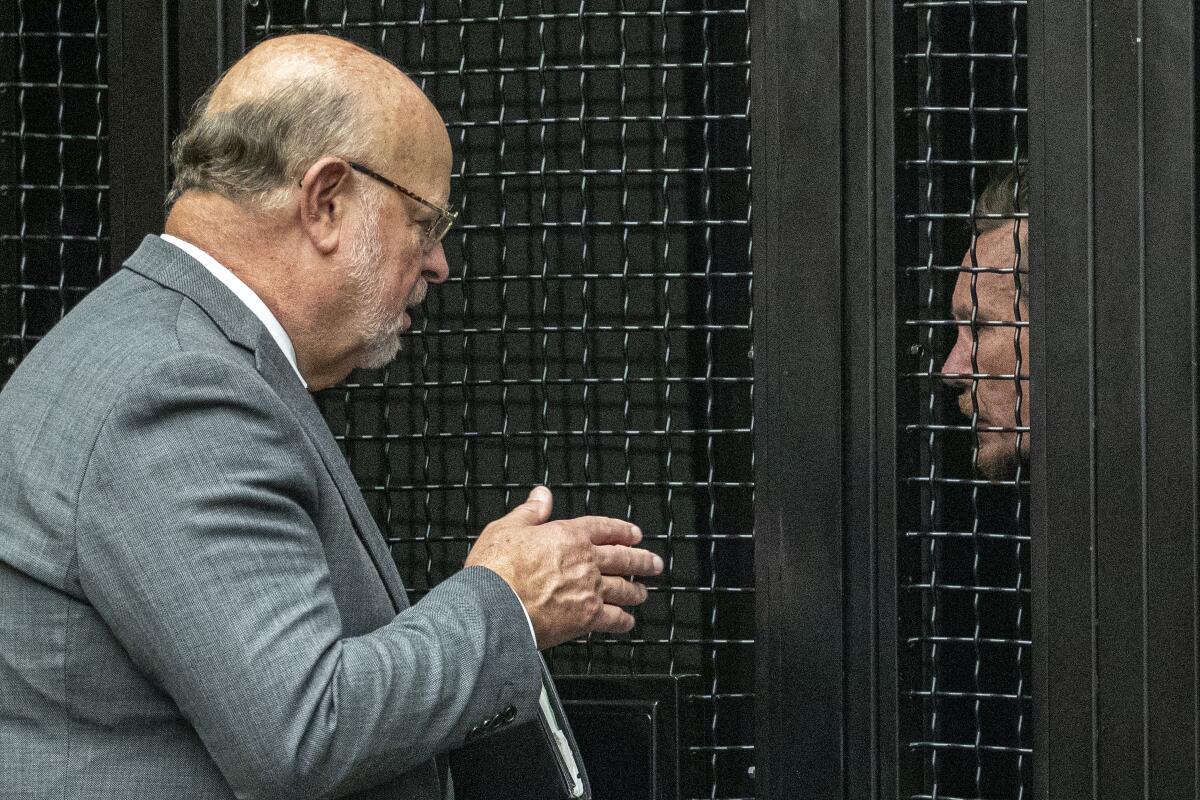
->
[167, 74, 378, 210]
[973, 163, 1029, 296]
[974, 163, 1028, 233]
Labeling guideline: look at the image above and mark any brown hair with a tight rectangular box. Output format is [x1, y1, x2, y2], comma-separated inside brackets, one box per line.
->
[971, 164, 1029, 296]
[973, 163, 1028, 233]
[167, 74, 377, 210]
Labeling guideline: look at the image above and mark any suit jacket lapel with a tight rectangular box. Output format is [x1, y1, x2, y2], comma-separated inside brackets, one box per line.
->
[257, 342, 408, 612]
[122, 235, 408, 612]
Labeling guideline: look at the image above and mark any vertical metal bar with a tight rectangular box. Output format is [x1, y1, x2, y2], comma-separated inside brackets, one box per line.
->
[454, 0, 475, 576]
[699, 4, 720, 794]
[843, 0, 893, 792]
[416, 1, 438, 601]
[495, 2, 512, 523]
[965, 6, 986, 796]
[91, 0, 107, 290]
[1092, 0, 1148, 792]
[752, 0, 845, 794]
[873, 0, 901, 790]
[575, 0, 595, 528]
[574, 0, 595, 675]
[534, 0, 552, 521]
[617, 0, 636, 674]
[1028, 0, 1097, 791]
[1141, 3, 1198, 790]
[656, 0, 680, 682]
[534, 0, 554, 668]
[16, 0, 30, 355]
[917, 7, 943, 795]
[1007, 3, 1030, 793]
[107, 0, 169, 265]
[893, 1, 921, 792]
[742, 5, 757, 790]
[54, 0, 66, 322]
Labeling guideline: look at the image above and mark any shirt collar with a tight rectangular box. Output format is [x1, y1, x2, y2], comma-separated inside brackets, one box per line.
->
[159, 234, 307, 388]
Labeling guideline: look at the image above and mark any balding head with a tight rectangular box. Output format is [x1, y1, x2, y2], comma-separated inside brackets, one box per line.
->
[164, 34, 454, 390]
[169, 33, 448, 210]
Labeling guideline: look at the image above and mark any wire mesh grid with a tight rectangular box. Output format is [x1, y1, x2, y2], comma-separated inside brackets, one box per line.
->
[0, 0, 108, 388]
[895, 1, 1029, 798]
[248, 2, 754, 797]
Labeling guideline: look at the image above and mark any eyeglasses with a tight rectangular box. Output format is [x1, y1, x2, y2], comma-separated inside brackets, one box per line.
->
[348, 161, 458, 246]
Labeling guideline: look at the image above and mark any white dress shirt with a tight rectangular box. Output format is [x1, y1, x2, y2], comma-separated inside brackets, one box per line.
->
[160, 234, 307, 389]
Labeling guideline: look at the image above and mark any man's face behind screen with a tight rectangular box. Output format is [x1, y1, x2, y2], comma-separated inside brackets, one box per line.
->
[942, 224, 1030, 478]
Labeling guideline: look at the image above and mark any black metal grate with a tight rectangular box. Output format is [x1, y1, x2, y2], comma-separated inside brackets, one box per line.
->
[248, 3, 754, 798]
[895, 1, 1029, 798]
[0, 0, 108, 387]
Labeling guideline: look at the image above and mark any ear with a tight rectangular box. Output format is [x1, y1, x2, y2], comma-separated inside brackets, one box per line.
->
[298, 157, 353, 256]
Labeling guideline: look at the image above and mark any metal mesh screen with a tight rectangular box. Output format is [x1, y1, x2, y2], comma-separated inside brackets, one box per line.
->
[0, 0, 108, 388]
[895, 2, 1029, 798]
[248, 3, 754, 798]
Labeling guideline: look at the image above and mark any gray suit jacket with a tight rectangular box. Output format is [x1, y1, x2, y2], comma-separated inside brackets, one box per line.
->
[0, 235, 542, 799]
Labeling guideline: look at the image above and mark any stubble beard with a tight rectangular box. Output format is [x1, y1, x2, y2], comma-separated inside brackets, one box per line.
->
[974, 435, 1020, 479]
[346, 192, 422, 370]
[959, 393, 1024, 479]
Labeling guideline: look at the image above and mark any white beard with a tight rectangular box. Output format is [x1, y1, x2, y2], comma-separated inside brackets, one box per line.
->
[346, 190, 413, 369]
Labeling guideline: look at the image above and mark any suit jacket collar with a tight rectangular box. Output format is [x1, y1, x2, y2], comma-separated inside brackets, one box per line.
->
[122, 234, 408, 612]
[123, 234, 264, 353]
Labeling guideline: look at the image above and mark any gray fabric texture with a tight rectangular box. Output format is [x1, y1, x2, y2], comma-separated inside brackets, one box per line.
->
[0, 235, 542, 799]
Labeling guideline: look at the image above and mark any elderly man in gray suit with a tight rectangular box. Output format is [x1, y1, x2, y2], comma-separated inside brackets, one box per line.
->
[0, 34, 661, 799]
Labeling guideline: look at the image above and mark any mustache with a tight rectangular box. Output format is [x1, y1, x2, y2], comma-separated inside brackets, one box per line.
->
[408, 280, 427, 307]
[956, 390, 988, 424]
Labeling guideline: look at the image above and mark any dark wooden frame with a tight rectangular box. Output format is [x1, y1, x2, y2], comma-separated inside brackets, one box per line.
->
[107, 0, 169, 265]
[1029, 1, 1199, 796]
[107, 0, 243, 265]
[751, 0, 900, 796]
[758, 0, 1200, 796]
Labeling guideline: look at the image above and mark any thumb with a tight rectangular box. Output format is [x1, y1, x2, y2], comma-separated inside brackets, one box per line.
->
[496, 485, 553, 529]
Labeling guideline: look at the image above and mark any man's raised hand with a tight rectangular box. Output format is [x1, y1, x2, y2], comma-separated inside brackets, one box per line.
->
[464, 486, 663, 649]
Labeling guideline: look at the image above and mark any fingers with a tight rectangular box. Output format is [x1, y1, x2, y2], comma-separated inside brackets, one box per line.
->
[600, 575, 648, 607]
[491, 486, 553, 530]
[590, 604, 636, 634]
[563, 515, 642, 546]
[594, 544, 664, 577]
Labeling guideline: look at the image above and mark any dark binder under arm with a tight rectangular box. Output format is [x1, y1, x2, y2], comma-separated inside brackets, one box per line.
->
[449, 656, 590, 800]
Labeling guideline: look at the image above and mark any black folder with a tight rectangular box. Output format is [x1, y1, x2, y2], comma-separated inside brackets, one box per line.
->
[449, 656, 591, 800]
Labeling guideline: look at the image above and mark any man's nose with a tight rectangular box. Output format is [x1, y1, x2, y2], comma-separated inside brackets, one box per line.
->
[423, 241, 450, 285]
[941, 328, 972, 390]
